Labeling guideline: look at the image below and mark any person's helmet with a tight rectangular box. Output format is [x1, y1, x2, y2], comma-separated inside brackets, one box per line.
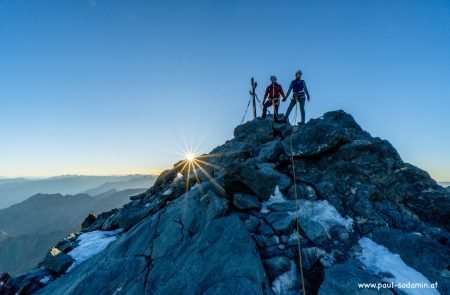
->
[296, 70, 303, 75]
[270, 75, 277, 81]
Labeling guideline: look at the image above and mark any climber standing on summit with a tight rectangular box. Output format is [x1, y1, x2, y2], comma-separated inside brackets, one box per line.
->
[261, 75, 286, 123]
[283, 70, 310, 124]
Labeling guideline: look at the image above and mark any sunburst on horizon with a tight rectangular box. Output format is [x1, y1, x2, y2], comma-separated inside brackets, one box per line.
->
[172, 142, 227, 196]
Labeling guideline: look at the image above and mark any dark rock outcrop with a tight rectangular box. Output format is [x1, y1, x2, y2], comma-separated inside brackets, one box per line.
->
[40, 248, 73, 274]
[81, 213, 96, 231]
[9, 110, 449, 295]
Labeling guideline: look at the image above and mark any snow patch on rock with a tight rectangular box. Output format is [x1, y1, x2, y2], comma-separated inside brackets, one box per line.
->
[358, 237, 439, 295]
[163, 187, 173, 195]
[67, 229, 123, 272]
[261, 186, 288, 213]
[173, 172, 184, 183]
[272, 261, 299, 294]
[299, 200, 353, 232]
[39, 276, 52, 284]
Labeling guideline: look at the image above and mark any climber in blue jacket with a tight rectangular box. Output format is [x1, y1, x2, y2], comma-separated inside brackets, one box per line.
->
[283, 70, 310, 124]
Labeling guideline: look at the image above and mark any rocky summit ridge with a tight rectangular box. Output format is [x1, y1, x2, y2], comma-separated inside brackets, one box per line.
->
[1, 110, 449, 295]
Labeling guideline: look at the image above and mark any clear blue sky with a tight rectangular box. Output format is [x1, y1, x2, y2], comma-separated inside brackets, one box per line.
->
[1, 0, 449, 180]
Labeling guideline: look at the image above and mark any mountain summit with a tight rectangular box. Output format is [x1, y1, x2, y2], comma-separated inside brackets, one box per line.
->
[2, 110, 449, 295]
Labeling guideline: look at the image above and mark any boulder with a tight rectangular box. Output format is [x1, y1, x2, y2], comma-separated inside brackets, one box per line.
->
[0, 272, 12, 294]
[202, 191, 230, 220]
[319, 260, 393, 295]
[263, 256, 291, 280]
[208, 141, 257, 170]
[40, 248, 73, 274]
[265, 212, 296, 235]
[252, 234, 280, 248]
[234, 119, 274, 144]
[259, 140, 283, 161]
[7, 268, 50, 295]
[298, 218, 329, 243]
[244, 215, 261, 232]
[258, 167, 291, 191]
[154, 168, 179, 188]
[282, 110, 367, 157]
[0, 272, 11, 282]
[258, 223, 275, 235]
[101, 205, 154, 231]
[84, 209, 119, 231]
[273, 121, 293, 138]
[282, 124, 351, 157]
[267, 200, 296, 212]
[54, 233, 77, 253]
[223, 164, 279, 200]
[233, 193, 261, 210]
[81, 213, 97, 231]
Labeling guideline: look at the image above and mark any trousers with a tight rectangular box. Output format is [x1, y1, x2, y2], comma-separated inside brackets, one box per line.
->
[285, 93, 306, 123]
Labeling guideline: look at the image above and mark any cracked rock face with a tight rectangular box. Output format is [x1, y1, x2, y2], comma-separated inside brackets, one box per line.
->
[6, 110, 450, 295]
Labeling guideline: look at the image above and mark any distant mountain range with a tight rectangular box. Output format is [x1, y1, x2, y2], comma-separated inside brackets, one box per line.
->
[0, 188, 148, 275]
[0, 174, 157, 275]
[0, 174, 157, 209]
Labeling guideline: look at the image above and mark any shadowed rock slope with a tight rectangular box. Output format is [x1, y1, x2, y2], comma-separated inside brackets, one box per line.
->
[2, 110, 449, 295]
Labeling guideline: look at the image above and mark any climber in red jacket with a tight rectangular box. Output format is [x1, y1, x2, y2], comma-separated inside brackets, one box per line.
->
[261, 75, 286, 123]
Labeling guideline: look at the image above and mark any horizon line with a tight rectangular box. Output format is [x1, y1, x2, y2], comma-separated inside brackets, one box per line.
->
[0, 172, 163, 179]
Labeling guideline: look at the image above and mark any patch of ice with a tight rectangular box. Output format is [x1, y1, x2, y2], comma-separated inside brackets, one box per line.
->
[39, 276, 51, 284]
[67, 229, 123, 272]
[171, 172, 184, 184]
[272, 261, 299, 294]
[395, 166, 409, 173]
[163, 187, 173, 195]
[305, 186, 315, 197]
[298, 200, 353, 232]
[261, 186, 288, 213]
[358, 237, 439, 295]
[288, 231, 300, 242]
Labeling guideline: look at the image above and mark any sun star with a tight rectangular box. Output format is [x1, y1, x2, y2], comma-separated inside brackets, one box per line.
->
[185, 152, 195, 162]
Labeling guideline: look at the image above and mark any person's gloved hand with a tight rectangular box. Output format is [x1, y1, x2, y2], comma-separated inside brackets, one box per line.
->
[282, 98, 286, 102]
[307, 97, 311, 102]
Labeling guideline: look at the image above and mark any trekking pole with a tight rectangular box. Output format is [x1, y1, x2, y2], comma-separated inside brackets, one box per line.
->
[250, 77, 257, 119]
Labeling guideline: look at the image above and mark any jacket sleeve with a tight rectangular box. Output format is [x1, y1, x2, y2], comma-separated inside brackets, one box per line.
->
[285, 82, 293, 99]
[304, 81, 310, 100]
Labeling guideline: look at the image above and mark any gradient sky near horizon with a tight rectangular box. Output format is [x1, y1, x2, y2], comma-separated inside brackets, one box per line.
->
[1, 0, 449, 181]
